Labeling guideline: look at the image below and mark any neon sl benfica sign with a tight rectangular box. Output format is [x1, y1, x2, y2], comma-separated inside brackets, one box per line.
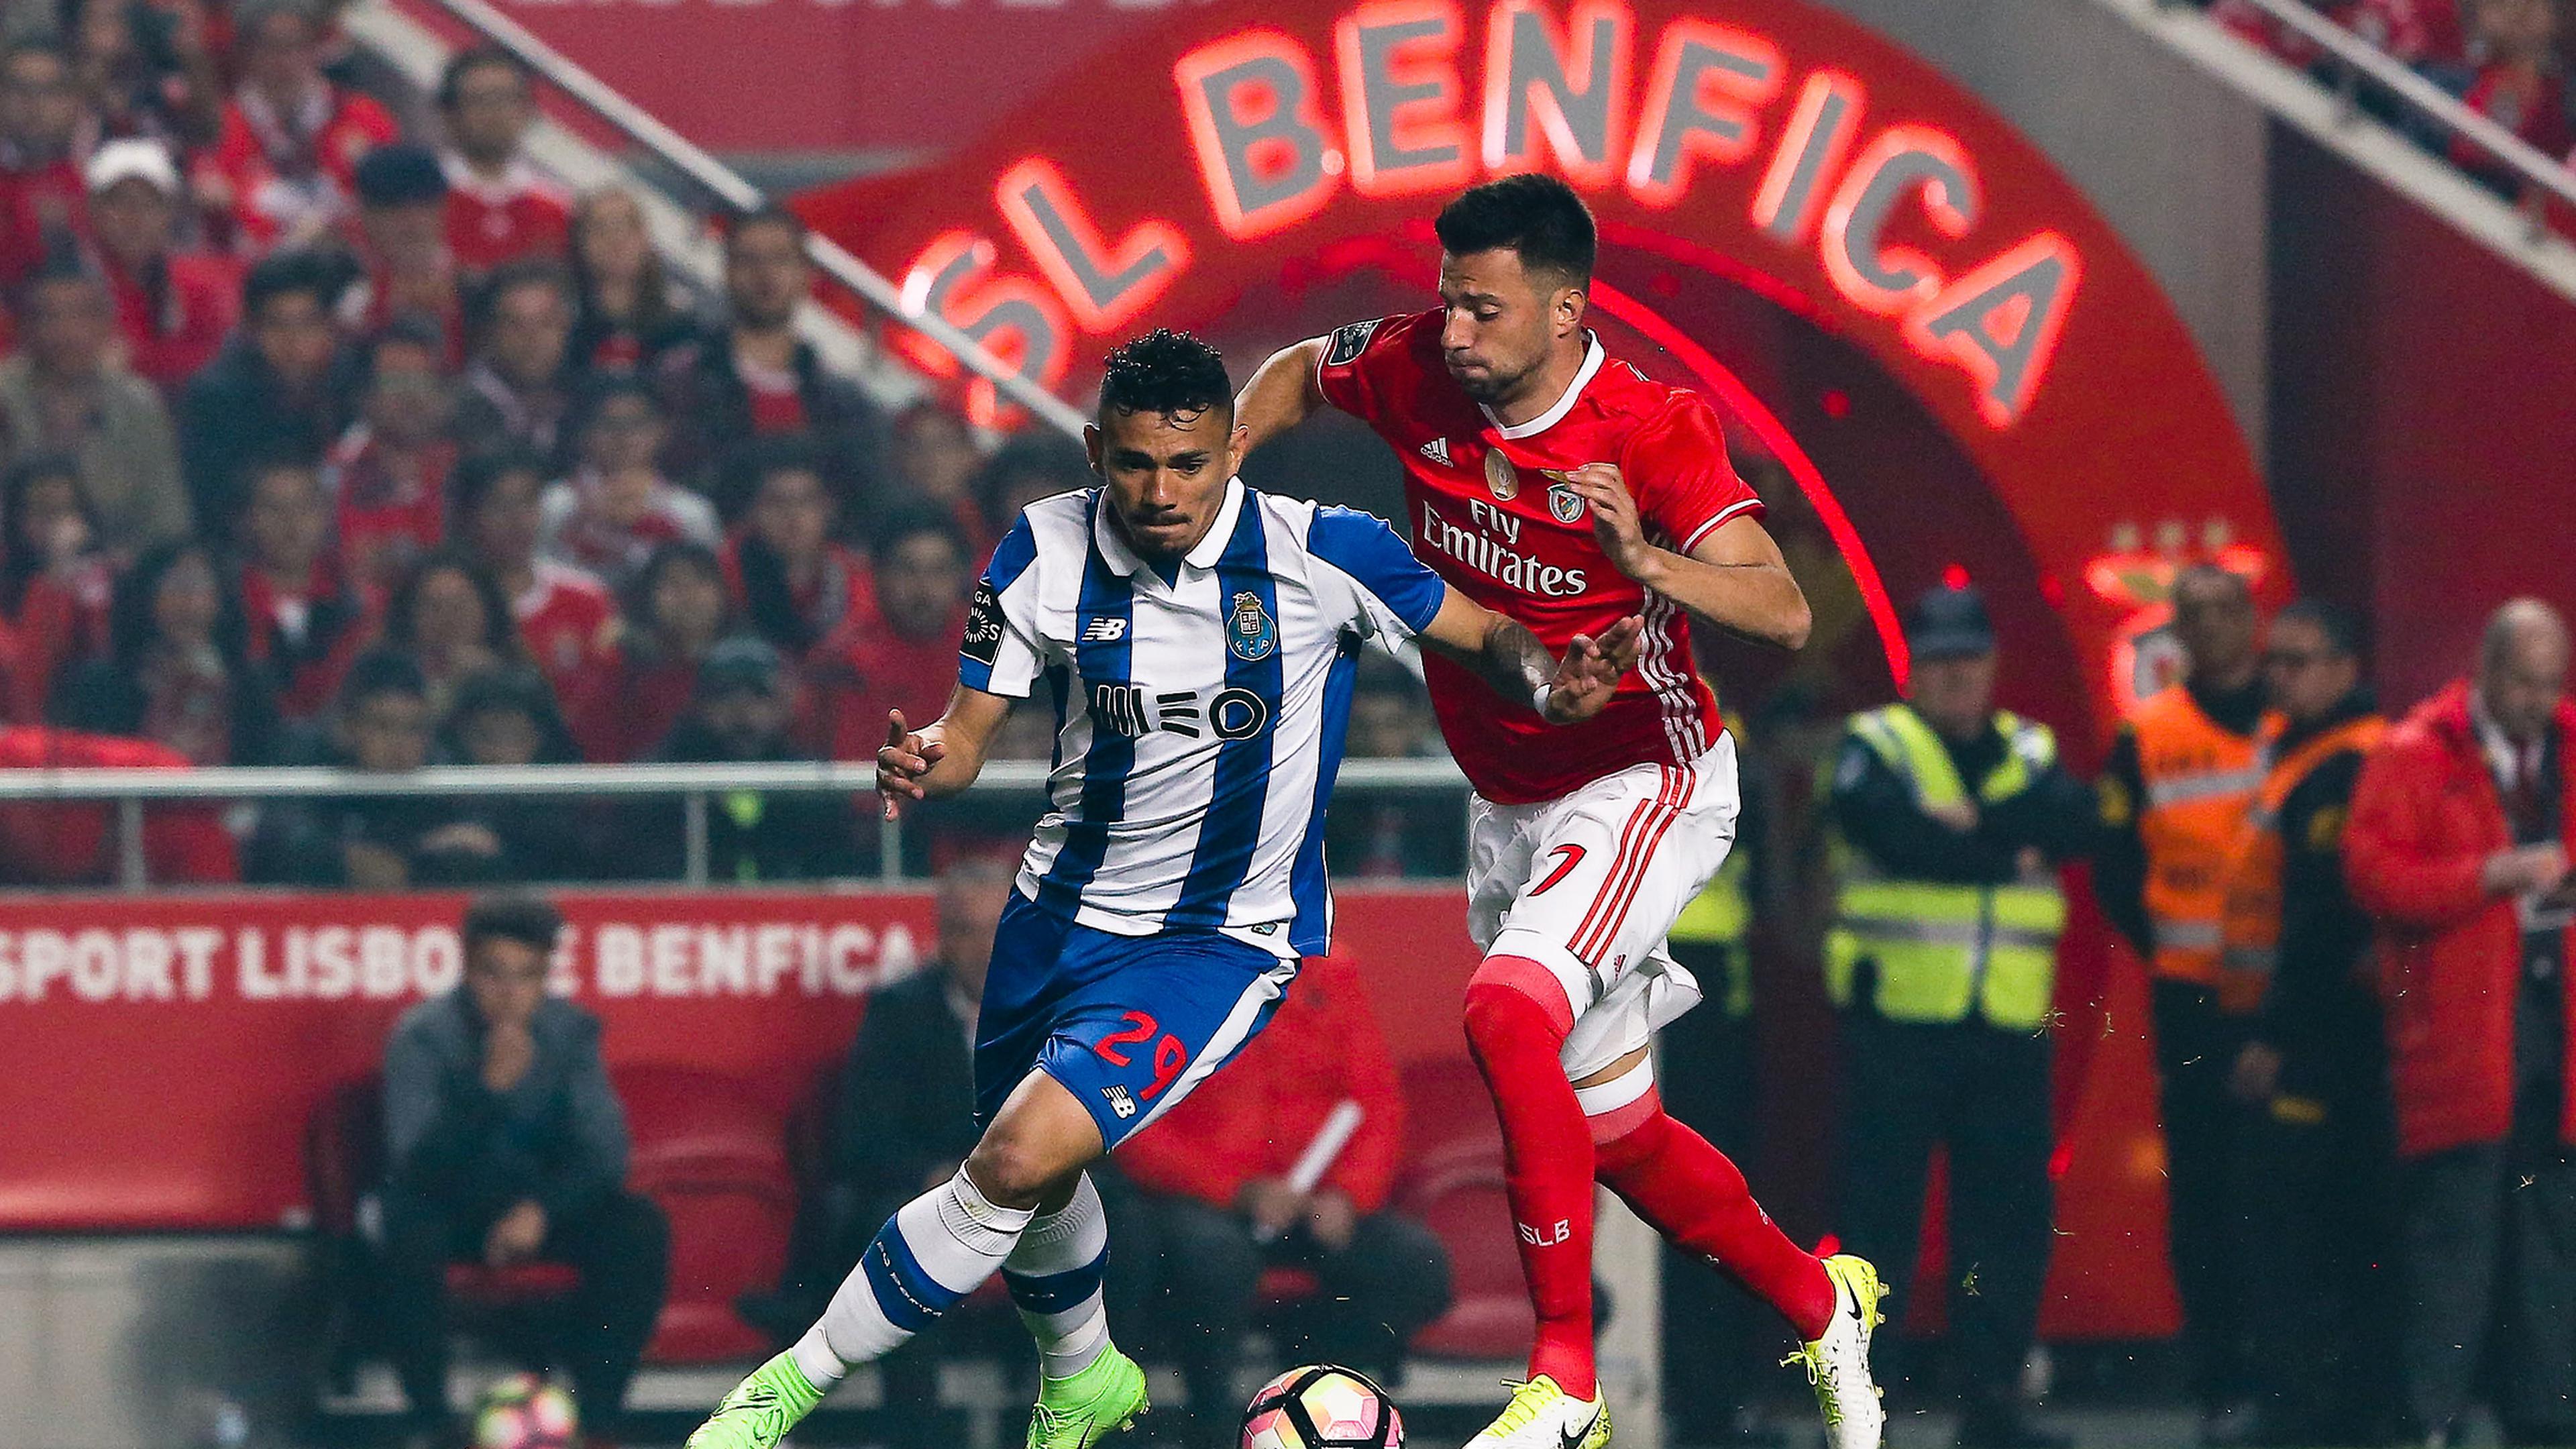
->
[896, 0, 2080, 429]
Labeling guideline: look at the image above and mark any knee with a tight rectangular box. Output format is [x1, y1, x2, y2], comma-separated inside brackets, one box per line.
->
[963, 1134, 1062, 1210]
[1462, 956, 1572, 1055]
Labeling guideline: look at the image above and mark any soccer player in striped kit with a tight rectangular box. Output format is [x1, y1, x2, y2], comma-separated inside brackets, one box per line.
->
[1237, 174, 1886, 1449]
[686, 330, 1639, 1449]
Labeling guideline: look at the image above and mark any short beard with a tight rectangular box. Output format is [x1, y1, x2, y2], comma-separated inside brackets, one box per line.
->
[1447, 354, 1536, 406]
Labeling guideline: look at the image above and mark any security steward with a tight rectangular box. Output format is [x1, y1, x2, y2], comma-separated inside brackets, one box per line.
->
[1827, 585, 2094, 1449]
[2093, 562, 2275, 1442]
[2214, 599, 2394, 1444]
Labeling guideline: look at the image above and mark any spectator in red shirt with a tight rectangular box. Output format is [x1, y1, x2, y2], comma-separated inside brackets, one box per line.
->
[721, 437, 867, 659]
[567, 186, 694, 375]
[0, 453, 114, 698]
[2450, 0, 2570, 193]
[85, 138, 238, 393]
[0, 41, 93, 291]
[324, 317, 457, 590]
[568, 539, 727, 762]
[0, 725, 237, 883]
[456, 258, 578, 470]
[66, 0, 223, 151]
[655, 205, 881, 494]
[197, 0, 398, 253]
[539, 376, 716, 588]
[0, 260, 190, 557]
[380, 547, 525, 717]
[346, 144, 462, 363]
[436, 48, 568, 276]
[808, 506, 969, 763]
[453, 447, 614, 704]
[178, 247, 360, 535]
[237, 454, 369, 718]
[1104, 953, 1451, 1439]
[50, 537, 285, 764]
[2349, 0, 2467, 66]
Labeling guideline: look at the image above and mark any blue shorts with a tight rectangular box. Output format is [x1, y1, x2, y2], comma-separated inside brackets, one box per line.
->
[975, 892, 1297, 1149]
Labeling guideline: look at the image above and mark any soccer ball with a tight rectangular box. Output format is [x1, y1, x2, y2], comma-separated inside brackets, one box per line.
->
[470, 1372, 578, 1449]
[1241, 1364, 1404, 1449]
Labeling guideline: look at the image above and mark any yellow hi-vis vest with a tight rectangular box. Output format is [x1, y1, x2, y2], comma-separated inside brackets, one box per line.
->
[1826, 704, 2069, 1030]
[1670, 847, 1754, 1017]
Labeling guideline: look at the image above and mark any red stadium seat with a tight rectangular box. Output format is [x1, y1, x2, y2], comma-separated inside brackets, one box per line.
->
[1393, 1061, 1535, 1360]
[615, 1067, 797, 1364]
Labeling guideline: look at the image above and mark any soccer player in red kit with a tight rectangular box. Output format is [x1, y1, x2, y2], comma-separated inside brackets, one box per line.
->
[1236, 174, 1884, 1449]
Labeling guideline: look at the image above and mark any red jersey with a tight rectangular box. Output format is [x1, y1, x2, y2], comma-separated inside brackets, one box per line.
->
[441, 155, 572, 274]
[513, 559, 616, 697]
[1318, 311, 1763, 804]
[325, 426, 455, 589]
[104, 252, 242, 392]
[201, 85, 400, 251]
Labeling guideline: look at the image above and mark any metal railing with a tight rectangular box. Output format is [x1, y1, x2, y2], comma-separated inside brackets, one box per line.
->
[2202, 0, 2576, 219]
[0, 757, 1470, 892]
[402, 0, 1089, 437]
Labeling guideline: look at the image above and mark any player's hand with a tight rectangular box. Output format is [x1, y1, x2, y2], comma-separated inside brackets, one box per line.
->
[484, 1199, 547, 1267]
[1560, 464, 1655, 580]
[1303, 1188, 1358, 1252]
[1542, 615, 1642, 724]
[1238, 1178, 1303, 1240]
[876, 709, 949, 821]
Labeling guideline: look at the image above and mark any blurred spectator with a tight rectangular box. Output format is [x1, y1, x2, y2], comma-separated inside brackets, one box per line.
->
[378, 893, 668, 1440]
[50, 538, 283, 764]
[435, 48, 568, 276]
[177, 248, 358, 533]
[618, 635, 860, 880]
[2218, 600, 2396, 1445]
[566, 186, 693, 374]
[736, 851, 1022, 1417]
[722, 436, 864, 659]
[971, 429, 1091, 553]
[2448, 0, 2568, 193]
[810, 504, 967, 762]
[346, 142, 461, 362]
[655, 205, 881, 492]
[890, 398, 985, 544]
[439, 665, 593, 881]
[2351, 0, 2467, 65]
[0, 260, 189, 555]
[235, 454, 368, 718]
[1323, 656, 1464, 878]
[64, 0, 221, 150]
[381, 547, 522, 716]
[323, 315, 456, 589]
[0, 40, 92, 290]
[1104, 953, 1450, 1442]
[2345, 598, 2576, 1444]
[85, 138, 239, 392]
[248, 649, 498, 886]
[197, 0, 398, 252]
[568, 539, 727, 763]
[0, 453, 113, 691]
[0, 725, 237, 883]
[452, 447, 613, 702]
[539, 375, 716, 587]
[455, 257, 577, 469]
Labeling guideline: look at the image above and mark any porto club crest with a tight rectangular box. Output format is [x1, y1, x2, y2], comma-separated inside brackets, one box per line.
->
[1227, 590, 1278, 661]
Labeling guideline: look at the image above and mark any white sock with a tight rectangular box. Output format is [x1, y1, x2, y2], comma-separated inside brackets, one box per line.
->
[1002, 1171, 1114, 1380]
[791, 1168, 1034, 1389]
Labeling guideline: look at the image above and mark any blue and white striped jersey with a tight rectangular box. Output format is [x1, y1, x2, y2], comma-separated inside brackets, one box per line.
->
[961, 478, 1447, 960]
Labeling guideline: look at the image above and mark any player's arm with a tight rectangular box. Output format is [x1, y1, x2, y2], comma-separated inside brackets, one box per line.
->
[1234, 336, 1332, 455]
[875, 686, 1012, 820]
[1559, 466, 1812, 650]
[1415, 584, 1642, 724]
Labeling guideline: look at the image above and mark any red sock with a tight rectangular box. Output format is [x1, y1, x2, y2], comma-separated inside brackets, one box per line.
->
[1463, 955, 1599, 1399]
[1595, 1102, 1836, 1342]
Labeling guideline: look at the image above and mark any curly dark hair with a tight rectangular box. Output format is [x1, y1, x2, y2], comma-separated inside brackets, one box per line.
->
[1435, 173, 1596, 284]
[1097, 329, 1231, 422]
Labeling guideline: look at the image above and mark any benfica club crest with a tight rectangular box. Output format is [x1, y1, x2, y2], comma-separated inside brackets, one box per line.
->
[1483, 449, 1518, 500]
[1546, 480, 1587, 524]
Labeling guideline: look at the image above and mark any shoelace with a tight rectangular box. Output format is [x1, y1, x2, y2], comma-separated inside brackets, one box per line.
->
[1487, 1379, 1552, 1436]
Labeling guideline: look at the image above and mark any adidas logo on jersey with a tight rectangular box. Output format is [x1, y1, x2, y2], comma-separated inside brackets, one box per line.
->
[1081, 617, 1129, 642]
[1419, 438, 1452, 466]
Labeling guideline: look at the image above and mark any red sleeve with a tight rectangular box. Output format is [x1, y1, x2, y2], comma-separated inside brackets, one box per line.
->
[2343, 733, 2493, 932]
[1311, 957, 1405, 1215]
[1314, 311, 1434, 427]
[1621, 396, 1764, 555]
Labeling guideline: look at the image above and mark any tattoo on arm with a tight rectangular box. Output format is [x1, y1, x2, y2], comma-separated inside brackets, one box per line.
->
[1474, 615, 1556, 704]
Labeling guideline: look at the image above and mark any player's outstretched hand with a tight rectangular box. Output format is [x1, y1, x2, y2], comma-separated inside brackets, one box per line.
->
[876, 709, 947, 820]
[1560, 463, 1654, 578]
[1543, 613, 1643, 724]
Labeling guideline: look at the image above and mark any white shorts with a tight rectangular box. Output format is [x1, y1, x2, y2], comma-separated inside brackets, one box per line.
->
[1466, 733, 1741, 1085]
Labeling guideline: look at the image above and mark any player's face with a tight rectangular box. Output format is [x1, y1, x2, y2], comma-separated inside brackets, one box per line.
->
[1437, 248, 1582, 405]
[1086, 404, 1247, 561]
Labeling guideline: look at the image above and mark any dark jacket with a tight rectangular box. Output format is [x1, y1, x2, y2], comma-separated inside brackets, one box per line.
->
[2253, 692, 2384, 1099]
[382, 989, 630, 1222]
[2346, 680, 2576, 1159]
[653, 332, 883, 496]
[832, 971, 978, 1213]
[176, 341, 360, 536]
[1830, 712, 2096, 883]
[617, 720, 863, 881]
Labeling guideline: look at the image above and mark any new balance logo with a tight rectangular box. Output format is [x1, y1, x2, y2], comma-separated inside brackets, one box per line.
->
[1081, 617, 1128, 643]
[1419, 438, 1452, 466]
[1102, 1085, 1138, 1119]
